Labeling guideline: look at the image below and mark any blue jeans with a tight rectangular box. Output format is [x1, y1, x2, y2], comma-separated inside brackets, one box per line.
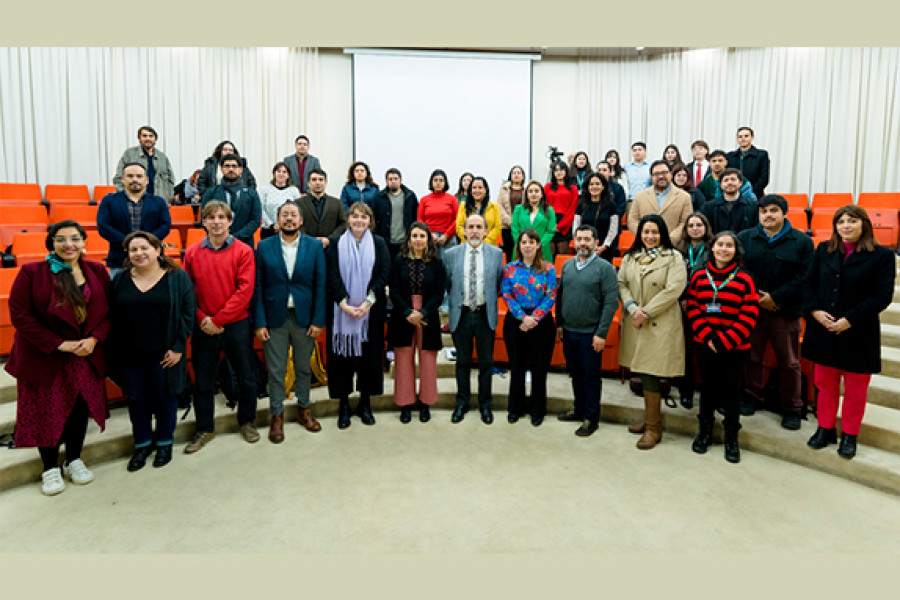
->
[119, 349, 177, 447]
[562, 329, 604, 424]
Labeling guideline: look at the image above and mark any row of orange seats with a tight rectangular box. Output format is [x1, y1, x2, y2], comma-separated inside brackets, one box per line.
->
[0, 183, 115, 205]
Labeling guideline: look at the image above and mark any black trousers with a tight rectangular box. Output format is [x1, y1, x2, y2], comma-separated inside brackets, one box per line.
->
[697, 345, 748, 431]
[452, 307, 495, 408]
[191, 318, 257, 432]
[503, 313, 555, 419]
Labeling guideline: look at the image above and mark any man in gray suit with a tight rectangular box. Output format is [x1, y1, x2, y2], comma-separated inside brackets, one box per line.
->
[444, 215, 504, 425]
[284, 134, 322, 194]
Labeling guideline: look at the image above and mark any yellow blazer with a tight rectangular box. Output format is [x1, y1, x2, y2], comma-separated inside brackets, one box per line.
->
[456, 200, 502, 246]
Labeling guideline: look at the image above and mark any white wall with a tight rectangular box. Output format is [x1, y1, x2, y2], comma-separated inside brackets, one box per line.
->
[531, 59, 578, 183]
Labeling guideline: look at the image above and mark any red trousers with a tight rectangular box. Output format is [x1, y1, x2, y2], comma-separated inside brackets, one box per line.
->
[813, 363, 871, 435]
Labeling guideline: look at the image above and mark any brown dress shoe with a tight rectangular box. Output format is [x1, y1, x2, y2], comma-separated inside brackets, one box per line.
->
[269, 413, 285, 444]
[297, 406, 322, 432]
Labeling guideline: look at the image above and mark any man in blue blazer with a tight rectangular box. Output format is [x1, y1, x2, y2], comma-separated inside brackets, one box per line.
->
[443, 214, 504, 425]
[252, 201, 327, 443]
[201, 154, 262, 249]
[97, 162, 172, 276]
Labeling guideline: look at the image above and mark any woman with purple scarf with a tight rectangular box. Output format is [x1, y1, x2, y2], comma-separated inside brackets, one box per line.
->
[325, 201, 391, 429]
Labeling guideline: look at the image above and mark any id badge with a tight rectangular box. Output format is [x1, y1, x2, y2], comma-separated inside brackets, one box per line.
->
[705, 303, 722, 313]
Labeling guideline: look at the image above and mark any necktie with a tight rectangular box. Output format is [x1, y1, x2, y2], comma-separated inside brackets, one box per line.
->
[696, 163, 702, 184]
[468, 248, 478, 309]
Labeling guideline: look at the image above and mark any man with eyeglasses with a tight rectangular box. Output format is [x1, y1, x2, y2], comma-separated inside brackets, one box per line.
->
[628, 160, 692, 245]
[97, 162, 172, 278]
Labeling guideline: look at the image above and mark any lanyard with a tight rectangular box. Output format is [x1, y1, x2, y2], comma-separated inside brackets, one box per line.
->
[705, 266, 739, 304]
[688, 244, 704, 269]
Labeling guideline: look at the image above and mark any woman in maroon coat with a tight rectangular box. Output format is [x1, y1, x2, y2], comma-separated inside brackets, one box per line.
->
[6, 220, 111, 496]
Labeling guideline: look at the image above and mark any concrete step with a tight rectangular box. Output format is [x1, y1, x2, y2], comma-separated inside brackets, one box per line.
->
[894, 286, 900, 303]
[868, 374, 900, 411]
[5, 372, 900, 497]
[882, 303, 900, 327]
[882, 323, 900, 349]
[881, 346, 900, 378]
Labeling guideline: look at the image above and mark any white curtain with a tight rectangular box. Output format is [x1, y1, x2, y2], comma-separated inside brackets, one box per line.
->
[574, 47, 900, 197]
[0, 47, 320, 192]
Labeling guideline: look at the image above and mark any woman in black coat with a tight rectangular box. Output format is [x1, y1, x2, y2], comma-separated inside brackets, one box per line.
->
[802, 205, 896, 459]
[326, 201, 390, 429]
[389, 222, 447, 423]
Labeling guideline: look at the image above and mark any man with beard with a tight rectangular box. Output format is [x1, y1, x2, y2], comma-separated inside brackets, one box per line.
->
[701, 168, 759, 234]
[113, 125, 176, 202]
[97, 162, 172, 277]
[372, 167, 418, 261]
[201, 154, 262, 249]
[444, 215, 504, 425]
[556, 225, 619, 437]
[252, 201, 327, 443]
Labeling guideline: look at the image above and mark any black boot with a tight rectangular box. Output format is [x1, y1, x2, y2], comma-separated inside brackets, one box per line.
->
[338, 397, 352, 429]
[357, 395, 376, 426]
[807, 426, 837, 449]
[837, 433, 858, 459]
[419, 403, 431, 423]
[127, 445, 155, 472]
[691, 418, 714, 454]
[400, 406, 412, 424]
[724, 426, 741, 464]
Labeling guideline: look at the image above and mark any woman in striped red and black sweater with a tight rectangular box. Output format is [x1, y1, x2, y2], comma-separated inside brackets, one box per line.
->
[685, 231, 759, 463]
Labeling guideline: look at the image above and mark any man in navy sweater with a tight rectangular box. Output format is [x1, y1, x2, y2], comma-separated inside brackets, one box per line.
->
[97, 162, 171, 277]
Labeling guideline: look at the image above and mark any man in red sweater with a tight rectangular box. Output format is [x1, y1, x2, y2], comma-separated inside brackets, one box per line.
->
[183, 200, 258, 452]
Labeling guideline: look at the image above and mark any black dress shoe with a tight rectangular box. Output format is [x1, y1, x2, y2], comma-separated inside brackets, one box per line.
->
[419, 405, 431, 423]
[837, 433, 858, 459]
[400, 406, 412, 424]
[127, 446, 155, 472]
[153, 445, 172, 468]
[451, 405, 467, 423]
[357, 402, 376, 426]
[679, 391, 694, 409]
[507, 412, 519, 424]
[807, 426, 837, 449]
[531, 416, 543, 427]
[480, 407, 494, 425]
[739, 398, 756, 416]
[781, 412, 801, 430]
[338, 401, 352, 430]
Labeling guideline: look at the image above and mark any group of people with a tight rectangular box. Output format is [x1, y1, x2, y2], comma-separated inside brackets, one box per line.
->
[6, 125, 895, 497]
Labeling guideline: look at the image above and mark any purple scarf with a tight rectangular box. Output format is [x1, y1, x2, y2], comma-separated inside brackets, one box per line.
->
[332, 229, 376, 356]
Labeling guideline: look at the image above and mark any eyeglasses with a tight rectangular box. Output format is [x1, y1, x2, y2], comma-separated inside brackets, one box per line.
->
[651, 172, 669, 177]
[53, 236, 83, 244]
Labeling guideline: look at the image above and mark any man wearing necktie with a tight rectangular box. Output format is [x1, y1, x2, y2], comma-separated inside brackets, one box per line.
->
[443, 215, 504, 424]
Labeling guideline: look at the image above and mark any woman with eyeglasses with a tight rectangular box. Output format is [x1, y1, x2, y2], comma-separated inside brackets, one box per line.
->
[6, 221, 111, 496]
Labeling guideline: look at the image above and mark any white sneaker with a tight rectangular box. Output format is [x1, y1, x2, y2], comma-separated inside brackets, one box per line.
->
[386, 350, 395, 361]
[62, 459, 95, 485]
[445, 348, 457, 361]
[41, 468, 65, 496]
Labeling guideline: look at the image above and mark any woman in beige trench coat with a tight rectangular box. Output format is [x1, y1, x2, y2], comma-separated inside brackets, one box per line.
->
[618, 214, 687, 450]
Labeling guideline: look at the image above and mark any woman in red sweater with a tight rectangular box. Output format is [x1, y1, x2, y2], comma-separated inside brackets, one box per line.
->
[543, 160, 578, 257]
[685, 230, 759, 463]
[417, 169, 459, 315]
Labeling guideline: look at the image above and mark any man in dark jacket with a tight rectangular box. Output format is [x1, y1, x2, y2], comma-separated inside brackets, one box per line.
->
[737, 194, 814, 428]
[284, 135, 322, 194]
[201, 154, 262, 249]
[727, 127, 770, 199]
[372, 167, 418, 260]
[97, 162, 172, 276]
[702, 168, 758, 234]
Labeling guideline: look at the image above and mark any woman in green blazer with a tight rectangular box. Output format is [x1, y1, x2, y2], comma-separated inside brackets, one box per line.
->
[511, 181, 557, 262]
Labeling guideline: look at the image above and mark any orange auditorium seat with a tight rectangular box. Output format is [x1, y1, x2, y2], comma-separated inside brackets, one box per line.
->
[0, 205, 50, 248]
[45, 184, 90, 203]
[858, 192, 900, 210]
[185, 227, 206, 249]
[618, 229, 635, 251]
[867, 208, 900, 248]
[162, 230, 183, 259]
[49, 204, 99, 229]
[811, 193, 852, 212]
[0, 267, 21, 327]
[553, 254, 574, 276]
[0, 183, 42, 202]
[83, 235, 108, 263]
[92, 185, 117, 202]
[12, 232, 49, 266]
[785, 210, 809, 232]
[778, 193, 809, 210]
[169, 205, 198, 246]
